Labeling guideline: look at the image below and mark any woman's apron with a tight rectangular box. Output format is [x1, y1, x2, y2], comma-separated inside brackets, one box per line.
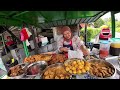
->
[63, 39, 73, 58]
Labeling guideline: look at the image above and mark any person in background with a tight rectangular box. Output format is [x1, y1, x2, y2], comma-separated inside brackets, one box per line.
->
[57, 26, 89, 58]
[5, 36, 19, 62]
[5, 36, 15, 47]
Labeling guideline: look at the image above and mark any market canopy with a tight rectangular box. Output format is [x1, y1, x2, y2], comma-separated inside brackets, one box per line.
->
[0, 11, 108, 29]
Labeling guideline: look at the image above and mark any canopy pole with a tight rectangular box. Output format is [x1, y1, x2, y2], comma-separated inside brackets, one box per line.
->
[30, 26, 39, 54]
[23, 41, 29, 57]
[3, 27, 22, 43]
[84, 23, 87, 46]
[21, 24, 30, 57]
[111, 11, 115, 38]
[1, 33, 7, 55]
[77, 24, 80, 36]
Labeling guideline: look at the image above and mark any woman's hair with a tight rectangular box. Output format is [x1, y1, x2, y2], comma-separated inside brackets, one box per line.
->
[62, 26, 71, 34]
[62, 26, 73, 41]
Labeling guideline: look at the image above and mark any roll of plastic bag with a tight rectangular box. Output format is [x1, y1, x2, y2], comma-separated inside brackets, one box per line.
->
[29, 40, 35, 49]
[68, 49, 84, 59]
[26, 40, 30, 46]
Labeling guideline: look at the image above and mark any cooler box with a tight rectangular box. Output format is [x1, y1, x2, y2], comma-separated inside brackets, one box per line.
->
[110, 38, 120, 56]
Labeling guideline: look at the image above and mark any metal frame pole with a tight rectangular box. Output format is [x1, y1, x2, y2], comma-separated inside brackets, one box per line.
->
[84, 23, 87, 46]
[1, 33, 7, 55]
[3, 26, 22, 43]
[77, 24, 80, 36]
[111, 11, 115, 38]
[30, 26, 39, 54]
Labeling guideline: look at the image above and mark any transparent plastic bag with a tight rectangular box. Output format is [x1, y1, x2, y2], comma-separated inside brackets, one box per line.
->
[68, 49, 84, 59]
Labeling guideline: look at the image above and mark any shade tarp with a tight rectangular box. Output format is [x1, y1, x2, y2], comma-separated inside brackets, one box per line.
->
[0, 11, 108, 28]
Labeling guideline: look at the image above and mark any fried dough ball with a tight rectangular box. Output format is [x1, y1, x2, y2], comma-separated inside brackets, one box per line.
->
[81, 61, 84, 65]
[77, 70, 82, 74]
[66, 76, 70, 79]
[81, 69, 86, 73]
[44, 71, 49, 76]
[69, 70, 73, 74]
[49, 75, 54, 79]
[71, 67, 76, 71]
[73, 70, 77, 74]
[44, 76, 50, 79]
[55, 76, 59, 79]
[85, 66, 90, 71]
[65, 67, 70, 71]
[64, 63, 68, 67]
[72, 61, 77, 65]
[60, 77, 65, 79]
[78, 65, 83, 69]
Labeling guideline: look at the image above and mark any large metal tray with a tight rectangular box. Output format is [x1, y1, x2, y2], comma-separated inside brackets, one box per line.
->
[25, 61, 48, 77]
[40, 63, 71, 79]
[87, 59, 116, 79]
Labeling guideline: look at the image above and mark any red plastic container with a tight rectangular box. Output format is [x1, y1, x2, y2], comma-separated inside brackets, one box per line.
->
[99, 40, 110, 59]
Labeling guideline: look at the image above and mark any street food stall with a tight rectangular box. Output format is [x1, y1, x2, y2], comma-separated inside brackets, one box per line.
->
[0, 11, 120, 79]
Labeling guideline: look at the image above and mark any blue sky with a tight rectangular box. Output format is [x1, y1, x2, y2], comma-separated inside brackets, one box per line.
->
[101, 12, 120, 21]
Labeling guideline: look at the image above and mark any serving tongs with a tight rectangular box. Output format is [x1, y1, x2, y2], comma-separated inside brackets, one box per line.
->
[84, 55, 89, 61]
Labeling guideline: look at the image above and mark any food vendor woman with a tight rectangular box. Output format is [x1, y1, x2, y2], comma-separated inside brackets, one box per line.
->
[57, 26, 89, 58]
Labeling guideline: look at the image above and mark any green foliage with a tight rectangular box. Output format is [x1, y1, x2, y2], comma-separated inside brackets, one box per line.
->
[80, 27, 101, 42]
[116, 27, 120, 32]
[94, 18, 105, 28]
[80, 17, 120, 42]
[116, 21, 120, 27]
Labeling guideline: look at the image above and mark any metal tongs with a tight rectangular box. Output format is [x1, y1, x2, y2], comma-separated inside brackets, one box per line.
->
[84, 55, 90, 61]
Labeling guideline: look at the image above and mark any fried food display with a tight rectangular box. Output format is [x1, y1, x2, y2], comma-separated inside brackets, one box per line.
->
[64, 59, 91, 75]
[89, 60, 115, 78]
[42, 64, 70, 79]
[9, 65, 24, 77]
[23, 54, 52, 63]
[48, 54, 67, 65]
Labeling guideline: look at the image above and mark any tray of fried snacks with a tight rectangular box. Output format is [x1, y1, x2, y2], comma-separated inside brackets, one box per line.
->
[64, 59, 91, 75]
[48, 54, 68, 65]
[7, 63, 28, 79]
[88, 59, 116, 79]
[41, 63, 71, 79]
[23, 54, 52, 63]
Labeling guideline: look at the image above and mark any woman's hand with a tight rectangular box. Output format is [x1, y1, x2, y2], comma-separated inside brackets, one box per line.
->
[60, 47, 69, 52]
[82, 49, 90, 56]
[80, 45, 90, 56]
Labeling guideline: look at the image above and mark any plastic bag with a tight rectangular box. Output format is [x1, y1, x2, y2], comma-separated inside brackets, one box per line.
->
[26, 40, 30, 46]
[41, 37, 48, 46]
[68, 49, 84, 59]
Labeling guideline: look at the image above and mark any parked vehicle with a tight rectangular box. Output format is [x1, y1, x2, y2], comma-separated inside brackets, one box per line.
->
[99, 28, 112, 40]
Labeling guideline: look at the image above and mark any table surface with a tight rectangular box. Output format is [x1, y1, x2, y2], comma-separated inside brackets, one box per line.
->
[1, 55, 120, 79]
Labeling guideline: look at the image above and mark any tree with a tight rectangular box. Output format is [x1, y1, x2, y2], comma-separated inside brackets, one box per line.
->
[104, 18, 120, 28]
[94, 18, 105, 28]
[116, 21, 120, 27]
